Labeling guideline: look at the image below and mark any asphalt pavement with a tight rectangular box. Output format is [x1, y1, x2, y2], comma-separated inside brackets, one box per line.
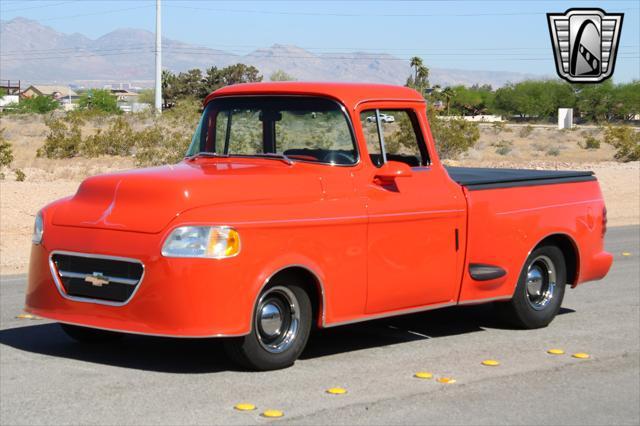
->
[1, 226, 638, 425]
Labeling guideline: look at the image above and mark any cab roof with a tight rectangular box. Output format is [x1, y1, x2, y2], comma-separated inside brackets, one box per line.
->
[205, 82, 425, 110]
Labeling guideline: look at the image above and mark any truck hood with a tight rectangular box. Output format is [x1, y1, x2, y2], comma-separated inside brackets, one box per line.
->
[52, 160, 320, 233]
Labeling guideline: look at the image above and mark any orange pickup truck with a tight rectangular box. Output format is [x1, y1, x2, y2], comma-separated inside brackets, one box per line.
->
[26, 83, 613, 370]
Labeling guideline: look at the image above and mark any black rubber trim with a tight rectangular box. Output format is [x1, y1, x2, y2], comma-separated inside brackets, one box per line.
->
[464, 175, 596, 191]
[469, 263, 507, 281]
[445, 166, 596, 191]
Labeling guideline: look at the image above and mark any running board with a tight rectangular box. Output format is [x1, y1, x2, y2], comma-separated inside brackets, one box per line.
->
[469, 263, 507, 281]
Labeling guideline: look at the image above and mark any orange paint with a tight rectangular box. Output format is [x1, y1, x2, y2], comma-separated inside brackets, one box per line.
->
[25, 83, 613, 337]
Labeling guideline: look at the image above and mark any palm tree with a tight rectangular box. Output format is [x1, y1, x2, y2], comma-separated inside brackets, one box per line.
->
[441, 87, 455, 116]
[410, 56, 423, 84]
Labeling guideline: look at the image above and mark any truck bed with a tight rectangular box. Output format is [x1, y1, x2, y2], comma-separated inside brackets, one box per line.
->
[445, 166, 595, 190]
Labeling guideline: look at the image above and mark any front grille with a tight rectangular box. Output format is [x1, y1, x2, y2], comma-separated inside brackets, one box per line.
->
[51, 253, 144, 303]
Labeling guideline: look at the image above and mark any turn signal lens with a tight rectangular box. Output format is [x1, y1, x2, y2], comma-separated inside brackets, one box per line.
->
[162, 226, 241, 259]
[32, 211, 44, 245]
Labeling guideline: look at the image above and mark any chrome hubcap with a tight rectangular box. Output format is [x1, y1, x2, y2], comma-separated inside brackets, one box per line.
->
[255, 286, 300, 353]
[526, 255, 556, 310]
[259, 303, 283, 337]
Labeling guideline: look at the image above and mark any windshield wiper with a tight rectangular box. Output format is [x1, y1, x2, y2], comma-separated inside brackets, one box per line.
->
[241, 153, 294, 165]
[187, 152, 229, 161]
[187, 152, 293, 165]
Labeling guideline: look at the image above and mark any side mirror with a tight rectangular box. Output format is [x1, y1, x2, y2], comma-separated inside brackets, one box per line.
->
[374, 160, 413, 185]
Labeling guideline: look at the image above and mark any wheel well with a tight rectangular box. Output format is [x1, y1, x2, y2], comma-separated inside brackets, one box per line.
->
[268, 267, 323, 328]
[535, 234, 579, 285]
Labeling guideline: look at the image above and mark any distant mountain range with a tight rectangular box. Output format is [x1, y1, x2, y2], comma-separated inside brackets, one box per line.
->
[1, 17, 542, 88]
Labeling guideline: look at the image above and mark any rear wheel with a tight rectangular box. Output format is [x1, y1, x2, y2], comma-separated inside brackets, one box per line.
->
[496, 245, 567, 329]
[224, 282, 312, 371]
[59, 323, 124, 343]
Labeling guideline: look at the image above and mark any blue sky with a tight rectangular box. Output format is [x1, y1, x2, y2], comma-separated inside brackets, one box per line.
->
[2, 0, 639, 82]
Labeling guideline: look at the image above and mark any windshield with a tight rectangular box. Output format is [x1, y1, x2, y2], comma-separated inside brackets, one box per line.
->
[186, 96, 358, 165]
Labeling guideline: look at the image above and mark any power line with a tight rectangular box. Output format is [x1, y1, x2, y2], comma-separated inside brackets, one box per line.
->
[165, 4, 639, 18]
[36, 4, 153, 21]
[0, 1, 79, 13]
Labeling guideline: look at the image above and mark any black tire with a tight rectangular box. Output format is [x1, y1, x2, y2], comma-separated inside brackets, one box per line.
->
[224, 282, 312, 371]
[496, 245, 567, 329]
[59, 323, 124, 343]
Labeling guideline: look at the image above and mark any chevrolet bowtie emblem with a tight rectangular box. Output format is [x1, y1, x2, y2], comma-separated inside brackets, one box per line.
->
[547, 8, 623, 83]
[85, 272, 110, 287]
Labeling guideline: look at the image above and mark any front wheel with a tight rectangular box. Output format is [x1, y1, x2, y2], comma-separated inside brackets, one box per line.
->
[496, 245, 567, 329]
[224, 283, 312, 371]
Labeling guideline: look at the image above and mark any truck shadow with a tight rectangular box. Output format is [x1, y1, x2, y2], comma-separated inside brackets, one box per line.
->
[0, 305, 574, 374]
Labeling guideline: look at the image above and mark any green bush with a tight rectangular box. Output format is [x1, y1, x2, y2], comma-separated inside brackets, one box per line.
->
[604, 126, 640, 162]
[78, 89, 121, 114]
[38, 115, 84, 158]
[83, 117, 135, 157]
[0, 129, 14, 168]
[134, 125, 190, 167]
[9, 96, 59, 114]
[578, 135, 601, 150]
[429, 110, 480, 159]
[493, 140, 513, 156]
[519, 124, 534, 138]
[14, 168, 25, 182]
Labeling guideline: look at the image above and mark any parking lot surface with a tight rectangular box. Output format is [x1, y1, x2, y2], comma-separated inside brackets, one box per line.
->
[1, 226, 638, 425]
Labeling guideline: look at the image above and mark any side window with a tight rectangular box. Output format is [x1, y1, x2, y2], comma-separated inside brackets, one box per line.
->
[360, 109, 429, 167]
[359, 111, 384, 167]
[379, 110, 427, 167]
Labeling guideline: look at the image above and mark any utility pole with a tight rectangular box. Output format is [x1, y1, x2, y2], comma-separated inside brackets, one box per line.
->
[154, 0, 162, 114]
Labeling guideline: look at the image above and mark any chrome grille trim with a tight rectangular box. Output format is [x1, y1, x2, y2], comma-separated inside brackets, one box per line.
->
[57, 270, 139, 286]
[49, 250, 145, 307]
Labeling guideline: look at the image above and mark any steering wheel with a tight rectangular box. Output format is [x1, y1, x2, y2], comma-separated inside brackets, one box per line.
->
[322, 151, 354, 165]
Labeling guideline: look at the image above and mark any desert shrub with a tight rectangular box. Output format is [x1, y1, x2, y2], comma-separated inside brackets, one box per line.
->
[519, 124, 534, 138]
[8, 96, 59, 114]
[493, 140, 513, 155]
[531, 142, 547, 152]
[546, 146, 561, 156]
[14, 168, 25, 181]
[604, 125, 640, 162]
[83, 116, 135, 157]
[0, 129, 14, 168]
[491, 121, 511, 134]
[134, 124, 191, 167]
[578, 135, 601, 150]
[38, 115, 85, 158]
[78, 89, 120, 114]
[430, 114, 480, 159]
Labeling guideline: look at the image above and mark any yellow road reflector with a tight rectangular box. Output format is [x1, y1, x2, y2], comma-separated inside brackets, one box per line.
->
[414, 372, 433, 379]
[261, 409, 284, 418]
[234, 403, 256, 411]
[481, 360, 500, 366]
[326, 387, 347, 395]
[16, 313, 36, 320]
[437, 377, 456, 384]
[622, 252, 631, 256]
[572, 352, 590, 359]
[547, 348, 565, 355]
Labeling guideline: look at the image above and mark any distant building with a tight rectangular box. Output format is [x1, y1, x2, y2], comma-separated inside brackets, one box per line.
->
[22, 85, 78, 101]
[0, 80, 21, 109]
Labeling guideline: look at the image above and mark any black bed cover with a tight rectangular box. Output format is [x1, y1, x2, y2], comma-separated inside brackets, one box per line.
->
[445, 166, 595, 190]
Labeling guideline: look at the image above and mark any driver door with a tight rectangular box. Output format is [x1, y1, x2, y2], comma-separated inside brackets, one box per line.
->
[360, 106, 466, 314]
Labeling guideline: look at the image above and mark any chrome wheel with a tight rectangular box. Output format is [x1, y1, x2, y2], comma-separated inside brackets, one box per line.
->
[255, 286, 300, 353]
[525, 255, 557, 311]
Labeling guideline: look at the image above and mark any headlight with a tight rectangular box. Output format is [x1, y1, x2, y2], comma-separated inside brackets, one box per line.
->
[161, 226, 240, 259]
[32, 211, 44, 245]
